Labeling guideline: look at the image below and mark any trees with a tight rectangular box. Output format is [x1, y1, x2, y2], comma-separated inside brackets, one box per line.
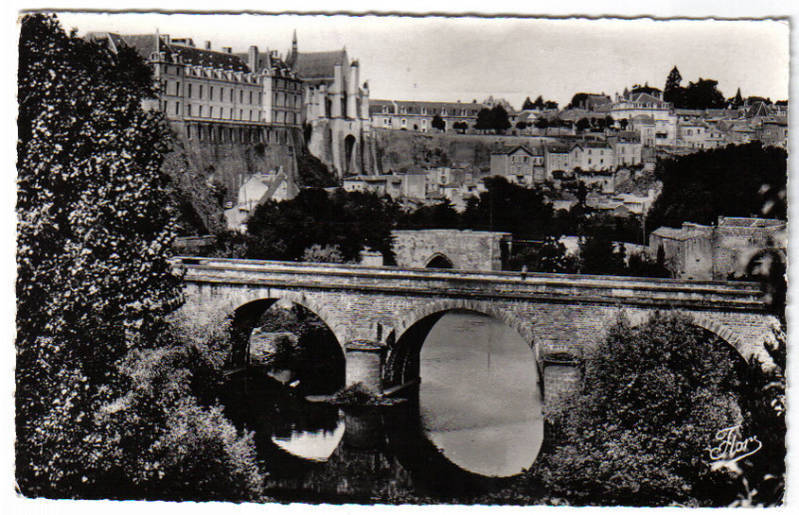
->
[475, 108, 493, 132]
[507, 236, 578, 273]
[578, 236, 626, 275]
[647, 143, 787, 230]
[452, 121, 468, 134]
[245, 188, 398, 263]
[431, 114, 446, 131]
[522, 96, 535, 110]
[728, 88, 744, 109]
[663, 65, 683, 105]
[683, 78, 726, 109]
[461, 176, 555, 240]
[475, 105, 511, 134]
[540, 312, 749, 506]
[17, 14, 261, 500]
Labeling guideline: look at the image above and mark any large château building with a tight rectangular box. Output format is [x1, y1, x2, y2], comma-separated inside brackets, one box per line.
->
[88, 30, 374, 176]
[87, 31, 304, 147]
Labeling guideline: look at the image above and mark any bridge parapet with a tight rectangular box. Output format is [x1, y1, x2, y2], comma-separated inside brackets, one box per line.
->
[175, 257, 766, 312]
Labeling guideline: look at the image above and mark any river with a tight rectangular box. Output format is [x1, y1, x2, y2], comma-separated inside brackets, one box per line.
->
[222, 311, 545, 502]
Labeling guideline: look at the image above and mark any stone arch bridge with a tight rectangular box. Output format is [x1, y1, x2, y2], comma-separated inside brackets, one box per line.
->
[176, 257, 777, 405]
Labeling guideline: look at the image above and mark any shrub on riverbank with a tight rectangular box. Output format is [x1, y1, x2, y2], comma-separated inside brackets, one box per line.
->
[536, 312, 748, 506]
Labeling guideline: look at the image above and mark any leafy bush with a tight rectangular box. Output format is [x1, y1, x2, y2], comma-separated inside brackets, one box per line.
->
[539, 312, 747, 506]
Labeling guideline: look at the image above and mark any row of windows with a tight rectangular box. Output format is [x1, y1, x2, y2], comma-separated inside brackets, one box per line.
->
[274, 78, 302, 91]
[185, 124, 290, 145]
[185, 103, 262, 122]
[170, 80, 261, 105]
[272, 92, 302, 108]
[163, 100, 300, 125]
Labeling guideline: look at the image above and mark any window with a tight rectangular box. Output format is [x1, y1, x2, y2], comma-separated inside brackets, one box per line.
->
[240, 90, 244, 103]
[199, 105, 203, 117]
[210, 86, 214, 101]
[401, 118, 407, 127]
[187, 83, 192, 98]
[199, 85, 203, 99]
[230, 89, 234, 102]
[249, 91, 253, 104]
[240, 109, 243, 120]
[175, 101, 180, 115]
[210, 106, 214, 118]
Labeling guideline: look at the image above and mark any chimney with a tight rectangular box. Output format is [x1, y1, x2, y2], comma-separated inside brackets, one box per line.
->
[248, 45, 258, 72]
[205, 40, 211, 50]
[222, 46, 232, 54]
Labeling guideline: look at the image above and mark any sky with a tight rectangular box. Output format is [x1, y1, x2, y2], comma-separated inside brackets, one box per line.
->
[53, 12, 790, 110]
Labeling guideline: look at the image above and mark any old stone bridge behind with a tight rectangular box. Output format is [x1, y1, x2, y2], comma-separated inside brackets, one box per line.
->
[176, 257, 776, 405]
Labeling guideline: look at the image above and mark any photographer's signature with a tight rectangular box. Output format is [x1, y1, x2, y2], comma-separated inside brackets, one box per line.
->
[707, 425, 762, 465]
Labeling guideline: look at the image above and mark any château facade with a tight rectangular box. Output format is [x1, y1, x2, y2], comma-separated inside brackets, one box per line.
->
[88, 30, 375, 176]
[87, 32, 304, 147]
[286, 32, 374, 176]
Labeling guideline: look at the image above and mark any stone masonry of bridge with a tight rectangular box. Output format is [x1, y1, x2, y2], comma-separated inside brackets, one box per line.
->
[176, 257, 777, 407]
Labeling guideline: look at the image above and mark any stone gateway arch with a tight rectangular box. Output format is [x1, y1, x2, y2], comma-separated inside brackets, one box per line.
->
[176, 257, 778, 406]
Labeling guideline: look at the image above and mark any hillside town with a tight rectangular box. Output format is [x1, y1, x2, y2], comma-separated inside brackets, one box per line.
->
[83, 28, 788, 283]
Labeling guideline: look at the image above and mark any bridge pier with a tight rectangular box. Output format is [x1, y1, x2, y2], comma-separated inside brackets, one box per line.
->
[345, 340, 386, 394]
[541, 354, 582, 409]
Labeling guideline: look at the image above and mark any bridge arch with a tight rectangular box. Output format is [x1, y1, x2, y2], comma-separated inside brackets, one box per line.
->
[386, 299, 539, 387]
[222, 291, 348, 354]
[685, 312, 772, 366]
[425, 252, 454, 269]
[393, 299, 536, 349]
[620, 308, 765, 366]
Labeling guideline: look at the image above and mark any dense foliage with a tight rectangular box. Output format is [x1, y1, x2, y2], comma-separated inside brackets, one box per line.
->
[225, 176, 665, 277]
[647, 142, 787, 230]
[244, 188, 399, 262]
[540, 313, 750, 506]
[16, 14, 262, 500]
[475, 105, 511, 134]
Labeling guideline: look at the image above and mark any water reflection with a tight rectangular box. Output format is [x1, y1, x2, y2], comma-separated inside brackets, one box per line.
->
[221, 370, 345, 472]
[419, 311, 544, 477]
[272, 418, 345, 461]
[221, 310, 545, 501]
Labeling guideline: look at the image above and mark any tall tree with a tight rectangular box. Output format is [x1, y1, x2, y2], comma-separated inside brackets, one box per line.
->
[431, 113, 446, 131]
[490, 104, 511, 134]
[663, 65, 683, 105]
[16, 14, 261, 500]
[475, 107, 493, 131]
[729, 87, 744, 109]
[522, 96, 535, 110]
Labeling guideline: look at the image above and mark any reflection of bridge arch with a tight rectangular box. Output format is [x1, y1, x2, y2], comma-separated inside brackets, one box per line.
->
[425, 253, 454, 269]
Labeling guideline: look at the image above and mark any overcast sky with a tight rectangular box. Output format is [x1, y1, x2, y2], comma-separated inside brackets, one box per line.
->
[48, 12, 791, 111]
